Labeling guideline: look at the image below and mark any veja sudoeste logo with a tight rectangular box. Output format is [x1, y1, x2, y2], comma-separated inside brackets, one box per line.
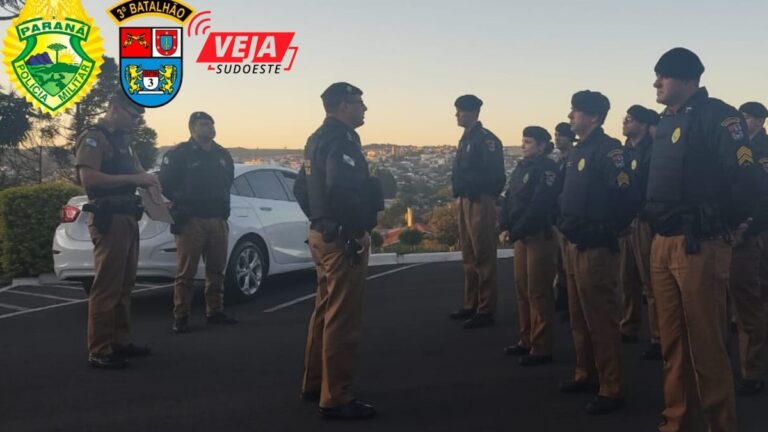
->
[2, 0, 104, 115]
[107, 0, 195, 108]
[189, 11, 299, 75]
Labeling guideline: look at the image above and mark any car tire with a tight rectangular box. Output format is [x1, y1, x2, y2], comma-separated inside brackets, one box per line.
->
[225, 239, 267, 302]
[81, 278, 93, 296]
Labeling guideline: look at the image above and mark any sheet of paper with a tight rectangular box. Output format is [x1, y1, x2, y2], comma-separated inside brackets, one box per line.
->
[138, 187, 174, 224]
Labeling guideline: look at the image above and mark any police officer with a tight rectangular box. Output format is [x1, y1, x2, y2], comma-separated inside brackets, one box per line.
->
[728, 101, 768, 396]
[293, 82, 383, 420]
[646, 48, 764, 432]
[558, 90, 635, 414]
[619, 105, 661, 361]
[499, 126, 560, 366]
[553, 122, 576, 319]
[449, 95, 506, 329]
[75, 92, 157, 369]
[159, 112, 237, 333]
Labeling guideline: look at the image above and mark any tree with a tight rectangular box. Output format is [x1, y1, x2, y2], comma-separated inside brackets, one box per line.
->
[130, 117, 159, 170]
[47, 43, 66, 63]
[428, 202, 459, 247]
[399, 229, 424, 250]
[0, 86, 35, 149]
[378, 199, 406, 228]
[0, 0, 23, 21]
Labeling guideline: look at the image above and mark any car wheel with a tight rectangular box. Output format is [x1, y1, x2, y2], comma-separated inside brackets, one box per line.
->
[81, 278, 93, 296]
[225, 240, 267, 302]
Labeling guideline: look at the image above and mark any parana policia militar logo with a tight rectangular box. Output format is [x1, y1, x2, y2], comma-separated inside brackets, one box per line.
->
[107, 0, 195, 108]
[2, 0, 104, 115]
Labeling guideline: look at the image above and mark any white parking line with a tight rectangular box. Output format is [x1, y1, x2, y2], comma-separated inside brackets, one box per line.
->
[0, 283, 175, 320]
[263, 264, 425, 313]
[0, 302, 30, 311]
[6, 290, 83, 302]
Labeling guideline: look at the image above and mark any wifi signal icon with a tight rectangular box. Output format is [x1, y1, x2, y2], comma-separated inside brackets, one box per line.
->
[187, 11, 212, 37]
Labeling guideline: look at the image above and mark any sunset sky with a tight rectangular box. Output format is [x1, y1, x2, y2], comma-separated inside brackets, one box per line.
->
[2, 0, 766, 149]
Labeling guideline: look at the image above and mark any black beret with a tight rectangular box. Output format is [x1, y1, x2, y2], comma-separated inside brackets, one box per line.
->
[321, 82, 362, 101]
[189, 111, 214, 125]
[454, 94, 483, 111]
[654, 47, 705, 80]
[571, 90, 610, 117]
[647, 109, 660, 126]
[523, 126, 551, 144]
[739, 102, 768, 119]
[111, 91, 145, 115]
[626, 105, 655, 125]
[555, 122, 575, 140]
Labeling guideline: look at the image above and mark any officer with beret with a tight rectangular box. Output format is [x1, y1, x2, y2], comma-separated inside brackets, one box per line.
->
[558, 90, 635, 414]
[727, 101, 768, 396]
[449, 95, 506, 329]
[293, 82, 383, 420]
[619, 105, 662, 361]
[499, 126, 560, 366]
[646, 48, 765, 432]
[75, 92, 157, 369]
[553, 122, 576, 319]
[159, 112, 237, 334]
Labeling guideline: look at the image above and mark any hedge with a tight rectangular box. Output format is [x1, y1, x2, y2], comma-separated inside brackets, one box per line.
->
[0, 182, 83, 277]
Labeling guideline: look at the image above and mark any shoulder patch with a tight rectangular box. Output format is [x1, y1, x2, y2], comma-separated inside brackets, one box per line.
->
[342, 154, 356, 167]
[486, 139, 496, 152]
[522, 173, 530, 184]
[304, 160, 312, 175]
[84, 138, 98, 148]
[736, 146, 753, 166]
[759, 157, 768, 172]
[617, 172, 630, 188]
[544, 170, 556, 187]
[607, 149, 625, 168]
[162, 156, 170, 165]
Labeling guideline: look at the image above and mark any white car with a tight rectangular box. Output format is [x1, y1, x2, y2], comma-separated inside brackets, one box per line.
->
[53, 164, 314, 300]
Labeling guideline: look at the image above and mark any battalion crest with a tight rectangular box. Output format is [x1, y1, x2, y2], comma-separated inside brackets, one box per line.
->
[120, 27, 183, 107]
[2, 0, 104, 115]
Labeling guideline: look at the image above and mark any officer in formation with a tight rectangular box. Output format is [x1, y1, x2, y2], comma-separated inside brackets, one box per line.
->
[159, 112, 237, 334]
[558, 90, 636, 414]
[619, 105, 660, 356]
[552, 122, 575, 319]
[645, 47, 765, 432]
[449, 95, 506, 329]
[499, 126, 560, 366]
[619, 105, 662, 361]
[75, 92, 157, 369]
[293, 82, 384, 421]
[728, 101, 768, 396]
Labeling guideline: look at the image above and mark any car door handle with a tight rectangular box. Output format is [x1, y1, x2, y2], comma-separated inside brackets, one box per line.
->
[260, 207, 272, 212]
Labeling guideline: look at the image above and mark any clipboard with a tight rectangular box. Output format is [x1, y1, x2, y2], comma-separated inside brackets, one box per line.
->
[138, 187, 175, 224]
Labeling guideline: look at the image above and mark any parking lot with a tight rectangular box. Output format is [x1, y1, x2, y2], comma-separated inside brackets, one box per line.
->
[0, 260, 766, 432]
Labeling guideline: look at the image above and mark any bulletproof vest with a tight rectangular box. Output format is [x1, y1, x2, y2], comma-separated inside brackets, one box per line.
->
[86, 125, 137, 199]
[560, 138, 610, 221]
[646, 106, 724, 206]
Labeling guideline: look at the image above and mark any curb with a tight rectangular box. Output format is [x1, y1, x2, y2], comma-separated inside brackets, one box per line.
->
[369, 249, 514, 266]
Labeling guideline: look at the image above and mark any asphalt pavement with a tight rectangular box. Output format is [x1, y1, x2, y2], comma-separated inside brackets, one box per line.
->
[0, 259, 765, 432]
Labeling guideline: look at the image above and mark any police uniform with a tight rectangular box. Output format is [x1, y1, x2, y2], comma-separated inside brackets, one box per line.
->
[553, 122, 575, 316]
[500, 126, 560, 364]
[645, 48, 763, 432]
[728, 102, 768, 395]
[159, 112, 235, 332]
[74, 95, 148, 368]
[294, 83, 382, 419]
[450, 95, 506, 328]
[558, 91, 636, 412]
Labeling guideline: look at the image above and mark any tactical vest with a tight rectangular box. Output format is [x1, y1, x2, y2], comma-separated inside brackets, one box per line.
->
[646, 107, 725, 207]
[171, 142, 232, 218]
[560, 140, 610, 221]
[86, 125, 137, 199]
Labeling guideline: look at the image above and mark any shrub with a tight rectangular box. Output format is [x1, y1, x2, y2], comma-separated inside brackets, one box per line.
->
[0, 182, 83, 277]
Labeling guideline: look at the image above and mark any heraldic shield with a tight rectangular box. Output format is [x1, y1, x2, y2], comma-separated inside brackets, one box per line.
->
[119, 27, 182, 108]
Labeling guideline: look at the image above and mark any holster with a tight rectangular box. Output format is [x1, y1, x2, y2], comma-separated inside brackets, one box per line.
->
[83, 195, 143, 235]
[682, 214, 701, 255]
[169, 207, 190, 235]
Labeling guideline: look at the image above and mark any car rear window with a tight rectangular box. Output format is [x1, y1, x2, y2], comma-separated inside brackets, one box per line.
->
[245, 170, 290, 201]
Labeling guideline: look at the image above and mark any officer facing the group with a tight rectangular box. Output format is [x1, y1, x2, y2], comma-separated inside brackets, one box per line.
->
[646, 48, 764, 432]
[728, 101, 768, 396]
[619, 105, 662, 361]
[499, 126, 560, 366]
[553, 122, 576, 318]
[558, 90, 636, 415]
[75, 92, 157, 369]
[449, 95, 506, 329]
[159, 112, 237, 334]
[293, 82, 383, 420]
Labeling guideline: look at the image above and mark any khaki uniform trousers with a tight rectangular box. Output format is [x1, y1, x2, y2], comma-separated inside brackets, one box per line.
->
[513, 231, 557, 355]
[302, 230, 370, 408]
[565, 242, 623, 398]
[619, 232, 643, 338]
[729, 234, 767, 381]
[173, 217, 229, 319]
[652, 235, 736, 432]
[87, 214, 139, 357]
[458, 195, 498, 314]
[554, 227, 569, 310]
[631, 219, 660, 344]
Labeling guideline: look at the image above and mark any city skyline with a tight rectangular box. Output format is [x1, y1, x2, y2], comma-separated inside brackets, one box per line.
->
[1, 0, 766, 149]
